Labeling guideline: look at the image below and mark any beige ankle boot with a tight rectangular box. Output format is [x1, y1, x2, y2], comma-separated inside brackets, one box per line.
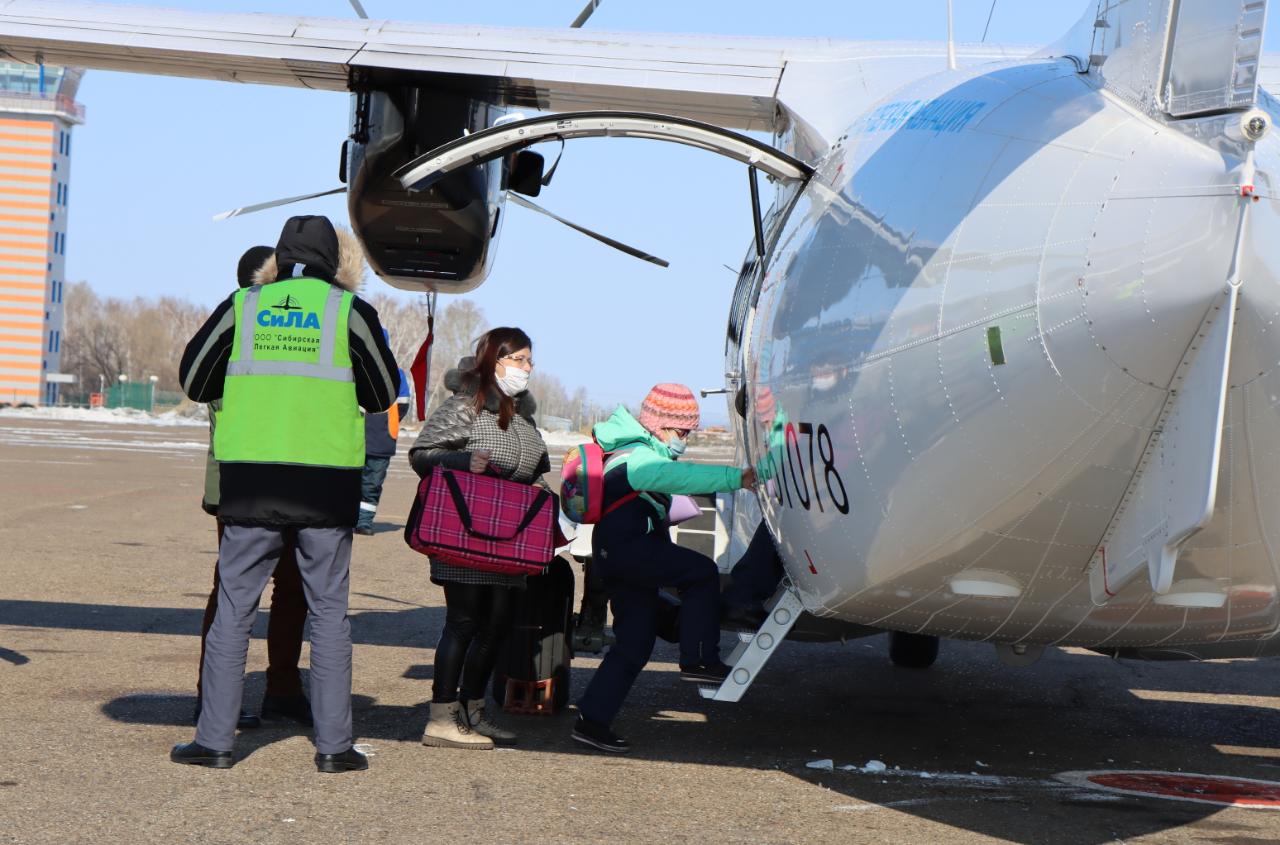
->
[463, 699, 517, 747]
[421, 701, 493, 749]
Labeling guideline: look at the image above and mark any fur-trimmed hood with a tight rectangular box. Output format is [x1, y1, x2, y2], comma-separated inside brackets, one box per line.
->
[445, 356, 537, 420]
[252, 222, 366, 292]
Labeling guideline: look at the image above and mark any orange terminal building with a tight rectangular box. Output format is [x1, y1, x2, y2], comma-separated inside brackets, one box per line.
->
[0, 63, 82, 406]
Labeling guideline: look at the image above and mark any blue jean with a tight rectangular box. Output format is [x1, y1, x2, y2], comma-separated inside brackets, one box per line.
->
[357, 455, 391, 528]
[577, 529, 721, 728]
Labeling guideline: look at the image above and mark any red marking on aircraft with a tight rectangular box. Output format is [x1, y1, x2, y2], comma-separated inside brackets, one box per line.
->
[804, 549, 817, 574]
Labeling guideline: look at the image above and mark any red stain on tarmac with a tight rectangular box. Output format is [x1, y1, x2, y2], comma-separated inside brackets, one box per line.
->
[1066, 771, 1280, 809]
[804, 549, 817, 574]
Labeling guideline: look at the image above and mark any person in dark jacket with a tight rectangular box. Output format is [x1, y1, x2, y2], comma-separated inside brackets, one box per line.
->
[194, 244, 310, 731]
[408, 327, 550, 750]
[355, 331, 403, 536]
[173, 215, 400, 773]
[572, 385, 755, 754]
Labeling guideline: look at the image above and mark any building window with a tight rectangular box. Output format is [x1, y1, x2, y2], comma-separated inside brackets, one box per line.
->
[47, 333, 54, 352]
[65, 135, 70, 156]
[54, 331, 59, 353]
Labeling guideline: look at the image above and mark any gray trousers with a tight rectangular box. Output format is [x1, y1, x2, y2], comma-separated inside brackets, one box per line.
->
[195, 524, 354, 755]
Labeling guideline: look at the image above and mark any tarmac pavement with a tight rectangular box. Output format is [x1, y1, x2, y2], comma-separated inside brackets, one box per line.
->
[3, 414, 1280, 844]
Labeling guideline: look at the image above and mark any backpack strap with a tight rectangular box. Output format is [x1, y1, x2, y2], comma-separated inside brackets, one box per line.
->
[599, 447, 639, 518]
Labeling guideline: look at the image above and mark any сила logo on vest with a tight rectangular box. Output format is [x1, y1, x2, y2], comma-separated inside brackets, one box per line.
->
[257, 294, 321, 330]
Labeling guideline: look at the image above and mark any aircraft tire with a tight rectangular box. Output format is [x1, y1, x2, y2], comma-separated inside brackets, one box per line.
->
[889, 632, 939, 668]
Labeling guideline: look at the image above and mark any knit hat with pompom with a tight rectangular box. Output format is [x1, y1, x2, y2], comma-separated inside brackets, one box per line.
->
[637, 383, 700, 435]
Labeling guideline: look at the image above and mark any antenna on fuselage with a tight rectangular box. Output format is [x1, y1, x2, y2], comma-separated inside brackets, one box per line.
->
[946, 0, 956, 70]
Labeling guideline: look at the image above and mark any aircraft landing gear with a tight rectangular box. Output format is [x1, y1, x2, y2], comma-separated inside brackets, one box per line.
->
[888, 631, 939, 668]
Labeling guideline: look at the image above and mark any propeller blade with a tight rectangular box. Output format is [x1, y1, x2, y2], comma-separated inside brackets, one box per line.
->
[349, 0, 370, 19]
[506, 192, 669, 268]
[570, 0, 601, 28]
[213, 187, 346, 221]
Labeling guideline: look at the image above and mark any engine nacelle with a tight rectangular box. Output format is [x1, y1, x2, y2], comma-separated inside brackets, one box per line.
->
[346, 84, 506, 292]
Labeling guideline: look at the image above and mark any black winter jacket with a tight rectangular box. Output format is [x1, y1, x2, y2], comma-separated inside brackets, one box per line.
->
[179, 221, 401, 527]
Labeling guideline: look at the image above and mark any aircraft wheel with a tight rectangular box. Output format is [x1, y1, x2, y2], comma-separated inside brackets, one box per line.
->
[889, 632, 939, 668]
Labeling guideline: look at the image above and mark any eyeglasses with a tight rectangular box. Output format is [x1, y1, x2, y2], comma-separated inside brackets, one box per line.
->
[501, 354, 534, 368]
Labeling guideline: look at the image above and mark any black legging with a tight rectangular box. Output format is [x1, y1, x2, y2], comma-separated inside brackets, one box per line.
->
[432, 582, 516, 703]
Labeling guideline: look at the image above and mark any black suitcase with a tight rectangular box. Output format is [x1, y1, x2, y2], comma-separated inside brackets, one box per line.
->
[492, 556, 575, 714]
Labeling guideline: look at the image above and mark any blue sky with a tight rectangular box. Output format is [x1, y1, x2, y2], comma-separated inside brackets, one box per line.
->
[61, 1, 1269, 421]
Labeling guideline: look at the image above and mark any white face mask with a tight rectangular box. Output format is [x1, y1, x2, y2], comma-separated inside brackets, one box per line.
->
[496, 364, 530, 397]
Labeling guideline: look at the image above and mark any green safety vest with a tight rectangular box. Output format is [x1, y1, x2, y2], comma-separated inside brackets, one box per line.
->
[214, 277, 364, 469]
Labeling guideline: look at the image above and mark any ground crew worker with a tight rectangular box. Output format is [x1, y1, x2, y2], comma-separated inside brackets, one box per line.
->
[193, 244, 310, 730]
[173, 215, 400, 773]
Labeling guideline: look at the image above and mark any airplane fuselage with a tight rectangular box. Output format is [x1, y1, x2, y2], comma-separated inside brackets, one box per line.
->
[744, 56, 1280, 657]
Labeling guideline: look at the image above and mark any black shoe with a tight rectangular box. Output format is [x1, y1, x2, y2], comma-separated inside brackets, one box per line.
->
[354, 524, 374, 536]
[315, 747, 369, 773]
[170, 741, 234, 769]
[192, 702, 261, 730]
[260, 693, 314, 726]
[571, 717, 630, 753]
[721, 601, 767, 631]
[680, 661, 732, 684]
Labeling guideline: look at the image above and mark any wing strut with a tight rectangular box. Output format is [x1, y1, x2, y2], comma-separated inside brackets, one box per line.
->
[748, 166, 766, 262]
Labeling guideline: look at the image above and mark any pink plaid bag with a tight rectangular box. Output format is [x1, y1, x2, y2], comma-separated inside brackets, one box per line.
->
[405, 467, 557, 576]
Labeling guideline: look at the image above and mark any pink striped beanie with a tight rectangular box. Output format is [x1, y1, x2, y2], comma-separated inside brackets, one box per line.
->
[638, 383, 701, 434]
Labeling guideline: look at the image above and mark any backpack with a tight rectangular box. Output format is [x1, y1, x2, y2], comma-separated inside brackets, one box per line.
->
[560, 443, 636, 523]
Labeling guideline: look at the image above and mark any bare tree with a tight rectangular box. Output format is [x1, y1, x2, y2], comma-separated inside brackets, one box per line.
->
[423, 298, 488, 415]
[59, 284, 608, 423]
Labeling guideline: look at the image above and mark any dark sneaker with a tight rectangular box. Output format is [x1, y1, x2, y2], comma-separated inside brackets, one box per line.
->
[680, 661, 732, 684]
[170, 741, 234, 769]
[571, 717, 630, 753]
[721, 601, 767, 631]
[315, 746, 369, 774]
[354, 524, 375, 536]
[261, 693, 314, 726]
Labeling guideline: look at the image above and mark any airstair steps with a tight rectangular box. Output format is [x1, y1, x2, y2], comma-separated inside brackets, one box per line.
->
[698, 585, 804, 702]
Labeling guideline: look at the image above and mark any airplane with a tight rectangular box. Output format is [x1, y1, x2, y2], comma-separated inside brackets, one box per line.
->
[6, 0, 1280, 702]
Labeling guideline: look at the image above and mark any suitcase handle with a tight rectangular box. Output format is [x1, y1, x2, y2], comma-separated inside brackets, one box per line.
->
[441, 470, 553, 542]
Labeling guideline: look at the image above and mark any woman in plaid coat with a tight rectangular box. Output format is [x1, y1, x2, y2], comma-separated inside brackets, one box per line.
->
[409, 327, 549, 749]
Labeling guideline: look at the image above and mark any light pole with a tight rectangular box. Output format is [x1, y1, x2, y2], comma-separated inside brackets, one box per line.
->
[117, 373, 127, 409]
[148, 375, 159, 413]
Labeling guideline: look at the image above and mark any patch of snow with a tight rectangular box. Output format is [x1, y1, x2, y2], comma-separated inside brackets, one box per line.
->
[806, 759, 834, 771]
[0, 406, 206, 427]
[541, 429, 592, 450]
[863, 759, 887, 773]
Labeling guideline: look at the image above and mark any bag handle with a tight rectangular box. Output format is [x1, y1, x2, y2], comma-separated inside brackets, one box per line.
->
[440, 469, 551, 542]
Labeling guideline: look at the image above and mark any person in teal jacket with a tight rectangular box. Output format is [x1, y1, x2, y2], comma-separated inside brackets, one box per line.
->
[572, 384, 756, 753]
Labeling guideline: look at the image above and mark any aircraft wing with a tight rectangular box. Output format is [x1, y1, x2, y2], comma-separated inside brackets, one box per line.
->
[0, 1, 1030, 139]
[0, 0, 857, 132]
